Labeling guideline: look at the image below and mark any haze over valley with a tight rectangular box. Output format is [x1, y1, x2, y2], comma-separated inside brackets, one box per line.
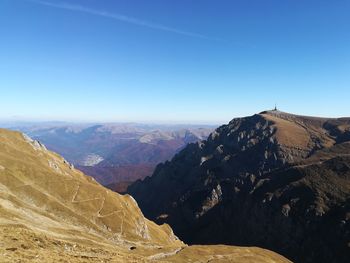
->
[6, 122, 214, 192]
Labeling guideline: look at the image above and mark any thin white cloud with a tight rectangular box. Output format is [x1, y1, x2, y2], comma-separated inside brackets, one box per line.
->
[27, 0, 216, 40]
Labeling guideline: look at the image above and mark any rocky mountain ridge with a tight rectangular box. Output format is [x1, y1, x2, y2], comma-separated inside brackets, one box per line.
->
[128, 110, 350, 263]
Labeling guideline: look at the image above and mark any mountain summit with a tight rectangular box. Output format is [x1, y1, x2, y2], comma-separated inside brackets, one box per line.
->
[0, 128, 290, 262]
[128, 110, 350, 263]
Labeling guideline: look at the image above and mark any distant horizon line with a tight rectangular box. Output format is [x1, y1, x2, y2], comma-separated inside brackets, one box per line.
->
[1, 109, 349, 126]
[0, 118, 222, 126]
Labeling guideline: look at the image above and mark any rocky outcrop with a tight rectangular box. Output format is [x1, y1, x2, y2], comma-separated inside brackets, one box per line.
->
[128, 111, 350, 263]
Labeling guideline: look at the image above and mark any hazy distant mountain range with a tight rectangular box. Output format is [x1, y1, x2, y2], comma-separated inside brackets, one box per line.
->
[5, 122, 214, 192]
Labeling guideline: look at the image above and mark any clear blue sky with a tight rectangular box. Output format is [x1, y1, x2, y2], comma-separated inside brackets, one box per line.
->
[1, 0, 349, 124]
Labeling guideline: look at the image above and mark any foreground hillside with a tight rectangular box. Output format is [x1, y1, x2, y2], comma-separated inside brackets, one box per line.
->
[0, 128, 290, 262]
[129, 110, 350, 263]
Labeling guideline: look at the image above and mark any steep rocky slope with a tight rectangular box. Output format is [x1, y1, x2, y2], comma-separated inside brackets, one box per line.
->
[128, 110, 350, 263]
[0, 128, 290, 262]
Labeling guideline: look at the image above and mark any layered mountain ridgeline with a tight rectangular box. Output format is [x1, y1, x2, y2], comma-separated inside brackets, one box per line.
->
[11, 123, 213, 192]
[0, 128, 290, 262]
[128, 110, 350, 263]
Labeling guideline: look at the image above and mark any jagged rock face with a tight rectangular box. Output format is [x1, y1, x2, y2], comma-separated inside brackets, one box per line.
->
[128, 111, 350, 263]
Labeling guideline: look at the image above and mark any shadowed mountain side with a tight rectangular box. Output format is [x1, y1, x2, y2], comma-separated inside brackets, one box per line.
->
[0, 128, 291, 262]
[128, 110, 350, 263]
